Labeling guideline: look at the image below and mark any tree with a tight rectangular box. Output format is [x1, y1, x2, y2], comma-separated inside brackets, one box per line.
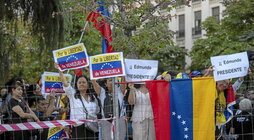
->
[190, 0, 254, 70]
[0, 0, 187, 85]
[87, 0, 187, 72]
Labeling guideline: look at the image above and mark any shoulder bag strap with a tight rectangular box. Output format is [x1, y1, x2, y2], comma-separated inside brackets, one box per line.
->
[79, 96, 88, 119]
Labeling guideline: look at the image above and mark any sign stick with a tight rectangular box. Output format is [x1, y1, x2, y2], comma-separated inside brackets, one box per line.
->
[78, 21, 88, 43]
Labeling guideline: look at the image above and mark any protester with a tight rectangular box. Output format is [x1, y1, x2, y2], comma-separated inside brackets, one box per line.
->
[9, 80, 39, 140]
[55, 64, 100, 140]
[0, 87, 8, 121]
[91, 77, 127, 140]
[128, 83, 155, 140]
[244, 90, 254, 100]
[230, 98, 254, 140]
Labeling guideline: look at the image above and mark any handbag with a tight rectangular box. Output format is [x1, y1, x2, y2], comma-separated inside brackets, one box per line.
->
[79, 96, 99, 133]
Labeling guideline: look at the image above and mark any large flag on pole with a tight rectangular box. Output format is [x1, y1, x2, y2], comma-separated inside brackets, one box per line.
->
[86, 0, 113, 53]
[146, 77, 216, 140]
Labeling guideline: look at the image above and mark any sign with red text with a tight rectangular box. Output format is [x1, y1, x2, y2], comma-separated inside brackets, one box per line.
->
[90, 52, 126, 79]
[53, 43, 89, 71]
[42, 73, 72, 94]
[211, 52, 249, 81]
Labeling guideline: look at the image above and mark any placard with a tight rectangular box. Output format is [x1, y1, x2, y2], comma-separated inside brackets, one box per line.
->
[125, 59, 158, 82]
[90, 52, 125, 79]
[42, 73, 72, 94]
[211, 52, 249, 81]
[53, 43, 89, 71]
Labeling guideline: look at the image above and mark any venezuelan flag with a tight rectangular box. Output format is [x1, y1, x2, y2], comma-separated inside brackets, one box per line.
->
[47, 127, 64, 140]
[146, 77, 216, 140]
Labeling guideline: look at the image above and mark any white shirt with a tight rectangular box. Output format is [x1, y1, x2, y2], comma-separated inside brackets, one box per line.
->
[100, 87, 124, 118]
[131, 90, 153, 122]
[63, 85, 98, 120]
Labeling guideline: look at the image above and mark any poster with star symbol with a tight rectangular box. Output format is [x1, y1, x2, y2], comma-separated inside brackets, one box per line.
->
[53, 43, 89, 71]
[89, 52, 126, 79]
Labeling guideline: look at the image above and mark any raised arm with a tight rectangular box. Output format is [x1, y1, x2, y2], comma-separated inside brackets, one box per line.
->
[91, 80, 102, 96]
[203, 66, 213, 77]
[55, 63, 69, 87]
[85, 66, 102, 96]
[120, 77, 127, 94]
[45, 92, 58, 117]
[128, 83, 136, 105]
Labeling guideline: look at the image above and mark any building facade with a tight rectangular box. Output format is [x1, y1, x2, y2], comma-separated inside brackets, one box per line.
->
[168, 0, 225, 69]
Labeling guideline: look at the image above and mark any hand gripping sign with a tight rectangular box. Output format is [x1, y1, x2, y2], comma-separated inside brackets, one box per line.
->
[89, 52, 126, 80]
[42, 72, 72, 94]
[53, 43, 89, 71]
[211, 52, 249, 81]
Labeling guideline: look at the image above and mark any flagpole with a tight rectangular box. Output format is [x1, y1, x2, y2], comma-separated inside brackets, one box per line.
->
[78, 21, 89, 43]
[72, 20, 88, 88]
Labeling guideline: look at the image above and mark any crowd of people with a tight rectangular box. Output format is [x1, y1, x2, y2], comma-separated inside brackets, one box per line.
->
[0, 65, 253, 140]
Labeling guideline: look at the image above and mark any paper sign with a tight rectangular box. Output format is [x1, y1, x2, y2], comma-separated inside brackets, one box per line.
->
[90, 52, 126, 79]
[42, 73, 72, 94]
[53, 43, 89, 71]
[125, 59, 158, 82]
[211, 52, 249, 81]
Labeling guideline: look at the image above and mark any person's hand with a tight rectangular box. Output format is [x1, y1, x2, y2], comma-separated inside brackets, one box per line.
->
[208, 66, 214, 72]
[29, 114, 39, 122]
[164, 74, 171, 82]
[54, 63, 61, 71]
[248, 68, 252, 75]
[84, 66, 89, 71]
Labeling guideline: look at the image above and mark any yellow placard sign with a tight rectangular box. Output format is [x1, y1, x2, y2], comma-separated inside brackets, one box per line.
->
[47, 127, 63, 138]
[45, 75, 70, 82]
[92, 53, 121, 64]
[55, 44, 84, 58]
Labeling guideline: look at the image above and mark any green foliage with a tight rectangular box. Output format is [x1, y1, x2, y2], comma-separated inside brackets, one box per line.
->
[0, 0, 187, 85]
[190, 0, 254, 70]
[110, 0, 186, 72]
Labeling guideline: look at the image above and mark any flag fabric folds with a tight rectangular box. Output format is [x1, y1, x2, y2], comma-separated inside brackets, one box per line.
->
[224, 85, 236, 124]
[146, 77, 216, 140]
[216, 84, 236, 126]
[86, 0, 113, 53]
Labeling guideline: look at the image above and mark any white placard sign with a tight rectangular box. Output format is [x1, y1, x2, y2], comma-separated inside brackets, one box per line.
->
[125, 59, 158, 82]
[211, 52, 249, 81]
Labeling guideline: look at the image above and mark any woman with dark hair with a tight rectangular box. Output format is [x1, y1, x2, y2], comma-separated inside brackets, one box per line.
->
[9, 81, 39, 140]
[56, 64, 100, 140]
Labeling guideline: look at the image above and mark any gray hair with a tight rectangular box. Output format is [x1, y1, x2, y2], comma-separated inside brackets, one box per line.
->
[239, 98, 252, 111]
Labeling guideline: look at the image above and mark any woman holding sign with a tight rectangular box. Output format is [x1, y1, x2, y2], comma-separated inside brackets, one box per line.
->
[55, 64, 101, 140]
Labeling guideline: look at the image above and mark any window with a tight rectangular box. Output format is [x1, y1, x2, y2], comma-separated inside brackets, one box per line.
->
[194, 11, 201, 35]
[212, 7, 220, 22]
[178, 14, 185, 38]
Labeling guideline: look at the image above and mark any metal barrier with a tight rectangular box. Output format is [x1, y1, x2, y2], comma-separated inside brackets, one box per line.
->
[0, 75, 254, 140]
